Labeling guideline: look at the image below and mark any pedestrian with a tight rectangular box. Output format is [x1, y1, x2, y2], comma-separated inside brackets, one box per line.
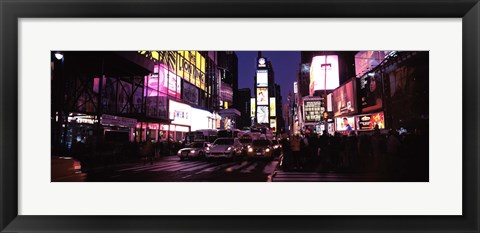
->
[290, 134, 302, 170]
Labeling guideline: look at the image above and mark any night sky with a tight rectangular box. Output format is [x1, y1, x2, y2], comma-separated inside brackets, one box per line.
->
[236, 51, 301, 106]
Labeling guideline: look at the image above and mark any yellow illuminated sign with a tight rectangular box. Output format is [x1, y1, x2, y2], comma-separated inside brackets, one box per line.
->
[139, 51, 206, 91]
[250, 98, 256, 117]
[269, 97, 276, 117]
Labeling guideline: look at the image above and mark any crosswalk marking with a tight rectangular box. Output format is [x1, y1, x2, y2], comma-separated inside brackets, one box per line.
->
[114, 159, 280, 174]
[152, 161, 205, 172]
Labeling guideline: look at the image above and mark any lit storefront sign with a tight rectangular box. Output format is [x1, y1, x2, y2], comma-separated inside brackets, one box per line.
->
[269, 97, 276, 117]
[256, 70, 268, 87]
[101, 114, 137, 128]
[294, 81, 298, 94]
[310, 55, 340, 95]
[169, 100, 192, 126]
[256, 88, 268, 105]
[357, 112, 385, 130]
[191, 108, 212, 131]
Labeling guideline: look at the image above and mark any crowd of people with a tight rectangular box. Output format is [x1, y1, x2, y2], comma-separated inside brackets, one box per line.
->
[280, 126, 428, 181]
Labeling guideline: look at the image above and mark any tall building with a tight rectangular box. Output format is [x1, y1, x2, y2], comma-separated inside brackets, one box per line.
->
[236, 88, 252, 130]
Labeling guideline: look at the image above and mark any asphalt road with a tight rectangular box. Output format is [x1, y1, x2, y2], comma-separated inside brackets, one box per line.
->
[83, 156, 279, 182]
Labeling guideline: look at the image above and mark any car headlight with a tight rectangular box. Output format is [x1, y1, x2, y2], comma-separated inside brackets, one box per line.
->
[248, 148, 253, 152]
[266, 148, 270, 152]
[206, 147, 210, 151]
[226, 147, 232, 151]
[177, 151, 181, 154]
[190, 150, 196, 153]
[247, 145, 251, 148]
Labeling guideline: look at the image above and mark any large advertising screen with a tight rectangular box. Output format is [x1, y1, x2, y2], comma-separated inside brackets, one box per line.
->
[183, 81, 199, 105]
[256, 88, 268, 105]
[359, 72, 383, 113]
[332, 80, 356, 117]
[335, 116, 355, 131]
[357, 112, 385, 130]
[145, 64, 181, 99]
[256, 106, 269, 124]
[304, 100, 323, 122]
[269, 97, 276, 117]
[256, 70, 268, 87]
[309, 55, 340, 95]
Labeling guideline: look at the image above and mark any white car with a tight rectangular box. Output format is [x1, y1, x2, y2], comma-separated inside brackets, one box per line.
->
[178, 141, 210, 161]
[205, 137, 243, 159]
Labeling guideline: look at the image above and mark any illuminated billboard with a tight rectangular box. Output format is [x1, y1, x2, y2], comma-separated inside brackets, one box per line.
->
[309, 55, 340, 95]
[256, 88, 268, 105]
[335, 116, 355, 131]
[270, 119, 277, 132]
[250, 98, 256, 117]
[257, 106, 269, 123]
[359, 72, 383, 113]
[332, 80, 356, 117]
[169, 100, 192, 126]
[256, 70, 268, 87]
[138, 51, 206, 91]
[357, 112, 385, 130]
[269, 97, 276, 117]
[303, 100, 323, 122]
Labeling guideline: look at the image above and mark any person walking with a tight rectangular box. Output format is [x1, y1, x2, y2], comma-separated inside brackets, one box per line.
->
[290, 134, 302, 170]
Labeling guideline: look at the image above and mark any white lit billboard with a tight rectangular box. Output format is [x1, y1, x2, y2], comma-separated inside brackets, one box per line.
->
[169, 100, 192, 126]
[256, 70, 268, 87]
[257, 106, 269, 123]
[309, 55, 340, 94]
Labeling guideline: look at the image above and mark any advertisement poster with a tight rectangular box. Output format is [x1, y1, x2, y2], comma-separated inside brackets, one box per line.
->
[332, 80, 356, 117]
[256, 88, 268, 105]
[256, 70, 268, 87]
[269, 97, 276, 117]
[256, 106, 269, 123]
[354, 51, 391, 77]
[357, 112, 385, 130]
[335, 116, 355, 131]
[270, 119, 277, 132]
[304, 100, 322, 122]
[309, 55, 340, 95]
[250, 98, 256, 117]
[359, 72, 383, 113]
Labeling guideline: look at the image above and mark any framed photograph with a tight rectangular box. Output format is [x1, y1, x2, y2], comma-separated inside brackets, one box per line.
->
[1, 0, 479, 232]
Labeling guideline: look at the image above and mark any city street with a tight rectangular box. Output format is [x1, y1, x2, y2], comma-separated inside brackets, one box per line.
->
[80, 156, 279, 182]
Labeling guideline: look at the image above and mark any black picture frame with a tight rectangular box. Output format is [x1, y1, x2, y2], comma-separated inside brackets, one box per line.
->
[1, 0, 478, 232]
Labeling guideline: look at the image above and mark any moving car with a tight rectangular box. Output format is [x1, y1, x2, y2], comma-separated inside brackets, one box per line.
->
[246, 139, 274, 160]
[205, 137, 243, 159]
[178, 141, 210, 161]
[238, 135, 253, 157]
